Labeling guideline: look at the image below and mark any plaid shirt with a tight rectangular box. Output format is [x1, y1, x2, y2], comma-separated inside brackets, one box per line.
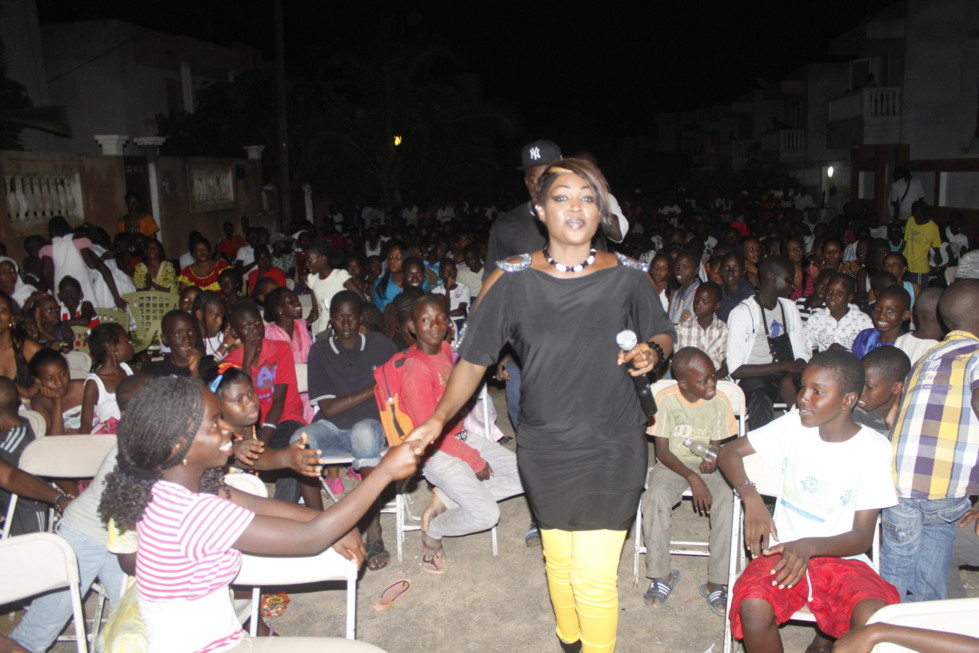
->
[676, 314, 728, 372]
[804, 305, 874, 353]
[892, 330, 979, 499]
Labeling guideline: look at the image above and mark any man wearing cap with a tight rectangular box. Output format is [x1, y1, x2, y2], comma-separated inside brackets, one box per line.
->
[483, 140, 563, 278]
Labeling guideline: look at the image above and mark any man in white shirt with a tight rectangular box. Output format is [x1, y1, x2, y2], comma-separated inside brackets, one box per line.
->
[727, 256, 809, 430]
[889, 167, 925, 222]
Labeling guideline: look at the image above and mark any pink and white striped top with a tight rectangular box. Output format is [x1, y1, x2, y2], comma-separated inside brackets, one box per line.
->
[137, 480, 254, 652]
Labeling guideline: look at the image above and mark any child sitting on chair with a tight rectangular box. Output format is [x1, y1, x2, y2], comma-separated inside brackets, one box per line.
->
[401, 294, 523, 575]
[851, 286, 912, 359]
[640, 347, 737, 615]
[58, 275, 98, 328]
[718, 350, 900, 652]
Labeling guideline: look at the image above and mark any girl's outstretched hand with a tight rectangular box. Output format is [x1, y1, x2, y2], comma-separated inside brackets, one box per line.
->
[332, 528, 366, 567]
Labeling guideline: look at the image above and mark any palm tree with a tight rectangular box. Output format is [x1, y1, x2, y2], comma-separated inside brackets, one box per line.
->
[0, 38, 71, 150]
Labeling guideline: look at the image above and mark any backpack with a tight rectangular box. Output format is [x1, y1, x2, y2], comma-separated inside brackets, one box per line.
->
[373, 350, 415, 447]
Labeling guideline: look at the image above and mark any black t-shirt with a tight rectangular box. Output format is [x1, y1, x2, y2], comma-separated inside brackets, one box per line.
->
[307, 333, 398, 430]
[460, 258, 675, 530]
[141, 356, 216, 378]
[483, 202, 546, 279]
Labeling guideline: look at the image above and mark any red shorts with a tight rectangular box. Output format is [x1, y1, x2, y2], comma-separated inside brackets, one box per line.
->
[729, 555, 899, 639]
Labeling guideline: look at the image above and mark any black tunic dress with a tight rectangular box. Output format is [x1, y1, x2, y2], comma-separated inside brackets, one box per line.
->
[458, 255, 675, 530]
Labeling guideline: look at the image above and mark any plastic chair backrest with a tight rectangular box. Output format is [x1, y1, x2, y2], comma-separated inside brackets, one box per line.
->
[18, 434, 117, 478]
[0, 533, 89, 652]
[0, 532, 82, 602]
[866, 597, 979, 652]
[95, 308, 128, 327]
[17, 409, 46, 439]
[124, 291, 177, 353]
[224, 473, 268, 498]
[235, 545, 350, 587]
[65, 350, 92, 373]
[298, 294, 313, 320]
[295, 363, 308, 394]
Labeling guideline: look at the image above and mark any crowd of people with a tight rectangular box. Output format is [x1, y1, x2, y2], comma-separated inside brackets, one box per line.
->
[0, 143, 977, 653]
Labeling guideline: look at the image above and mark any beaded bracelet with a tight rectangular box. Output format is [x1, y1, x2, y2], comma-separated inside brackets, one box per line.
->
[647, 340, 666, 373]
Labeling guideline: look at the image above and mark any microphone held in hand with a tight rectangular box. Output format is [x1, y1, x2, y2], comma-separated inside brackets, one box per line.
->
[616, 329, 657, 417]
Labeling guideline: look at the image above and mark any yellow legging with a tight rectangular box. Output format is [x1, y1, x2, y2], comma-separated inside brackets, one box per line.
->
[540, 528, 627, 653]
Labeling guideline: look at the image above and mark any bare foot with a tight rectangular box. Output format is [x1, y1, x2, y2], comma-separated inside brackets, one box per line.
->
[420, 532, 446, 574]
[421, 492, 447, 532]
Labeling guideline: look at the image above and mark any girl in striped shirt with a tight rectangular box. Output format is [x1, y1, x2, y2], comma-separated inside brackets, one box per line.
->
[98, 376, 417, 652]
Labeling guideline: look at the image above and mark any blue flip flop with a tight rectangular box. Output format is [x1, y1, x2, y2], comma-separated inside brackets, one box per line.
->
[643, 569, 680, 608]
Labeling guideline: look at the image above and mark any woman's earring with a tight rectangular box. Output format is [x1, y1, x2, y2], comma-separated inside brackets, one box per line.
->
[181, 458, 188, 466]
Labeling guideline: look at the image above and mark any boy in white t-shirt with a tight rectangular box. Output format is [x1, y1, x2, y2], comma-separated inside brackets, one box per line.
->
[432, 258, 470, 336]
[718, 350, 900, 652]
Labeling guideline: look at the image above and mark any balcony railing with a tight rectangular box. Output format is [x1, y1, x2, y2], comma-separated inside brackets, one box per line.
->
[761, 129, 806, 155]
[5, 173, 84, 224]
[829, 87, 902, 122]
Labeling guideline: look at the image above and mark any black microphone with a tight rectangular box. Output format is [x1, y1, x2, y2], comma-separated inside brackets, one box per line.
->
[616, 329, 657, 417]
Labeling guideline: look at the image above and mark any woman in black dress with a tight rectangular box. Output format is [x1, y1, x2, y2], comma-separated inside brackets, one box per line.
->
[406, 158, 675, 652]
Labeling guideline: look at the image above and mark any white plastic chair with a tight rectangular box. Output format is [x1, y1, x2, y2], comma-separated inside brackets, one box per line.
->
[295, 362, 308, 394]
[723, 453, 882, 653]
[0, 533, 89, 653]
[633, 380, 747, 585]
[65, 350, 92, 374]
[2, 434, 117, 539]
[225, 473, 359, 639]
[866, 597, 979, 652]
[17, 408, 46, 439]
[298, 293, 313, 320]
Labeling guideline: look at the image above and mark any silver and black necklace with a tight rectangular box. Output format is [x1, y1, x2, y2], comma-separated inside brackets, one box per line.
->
[542, 243, 596, 273]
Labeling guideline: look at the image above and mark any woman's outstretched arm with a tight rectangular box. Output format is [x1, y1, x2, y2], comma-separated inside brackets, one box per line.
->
[232, 443, 417, 557]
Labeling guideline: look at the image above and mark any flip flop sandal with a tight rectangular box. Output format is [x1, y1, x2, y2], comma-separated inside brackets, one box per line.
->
[421, 550, 446, 575]
[365, 540, 390, 571]
[643, 569, 680, 608]
[372, 579, 411, 612]
[699, 583, 727, 617]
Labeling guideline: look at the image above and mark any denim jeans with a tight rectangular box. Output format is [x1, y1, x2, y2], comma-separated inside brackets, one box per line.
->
[947, 503, 979, 599]
[10, 521, 126, 652]
[880, 495, 973, 602]
[292, 418, 385, 470]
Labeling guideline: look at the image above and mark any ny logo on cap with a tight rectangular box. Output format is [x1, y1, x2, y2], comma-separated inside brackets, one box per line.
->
[529, 147, 541, 160]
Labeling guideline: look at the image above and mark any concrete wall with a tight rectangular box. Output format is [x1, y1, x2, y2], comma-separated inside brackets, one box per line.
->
[153, 156, 264, 258]
[0, 151, 126, 260]
[901, 0, 979, 159]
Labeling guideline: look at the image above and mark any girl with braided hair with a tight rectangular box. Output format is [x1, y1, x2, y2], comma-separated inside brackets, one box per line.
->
[98, 375, 417, 652]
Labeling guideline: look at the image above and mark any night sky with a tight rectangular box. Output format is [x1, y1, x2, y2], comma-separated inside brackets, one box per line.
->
[38, 0, 891, 157]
